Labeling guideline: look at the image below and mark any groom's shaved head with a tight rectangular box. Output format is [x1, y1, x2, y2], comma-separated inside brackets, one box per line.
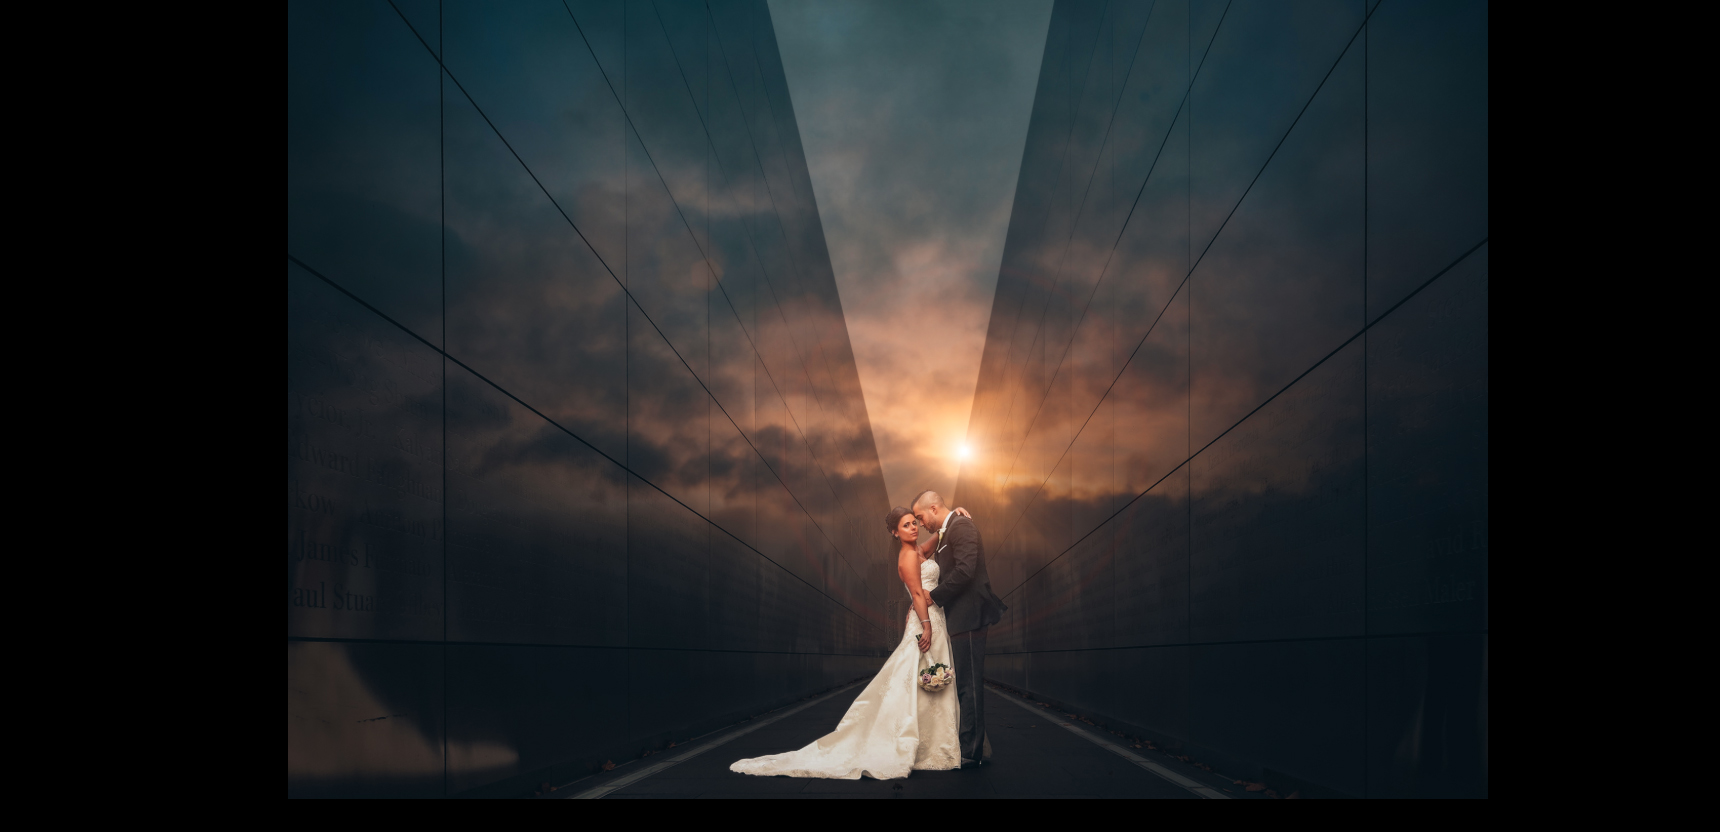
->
[912, 490, 948, 531]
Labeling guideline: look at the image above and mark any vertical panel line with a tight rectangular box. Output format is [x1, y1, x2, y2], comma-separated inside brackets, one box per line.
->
[437, 0, 447, 797]
[624, 0, 632, 741]
[1186, 0, 1194, 650]
[1360, 4, 1370, 796]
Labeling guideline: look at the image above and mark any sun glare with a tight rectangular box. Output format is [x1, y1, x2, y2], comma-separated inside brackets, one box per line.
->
[958, 444, 971, 460]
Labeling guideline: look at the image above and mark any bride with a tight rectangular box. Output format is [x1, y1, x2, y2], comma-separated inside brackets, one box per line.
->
[731, 505, 966, 779]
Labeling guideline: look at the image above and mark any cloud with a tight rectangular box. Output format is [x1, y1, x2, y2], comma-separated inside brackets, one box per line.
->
[770, 0, 1053, 508]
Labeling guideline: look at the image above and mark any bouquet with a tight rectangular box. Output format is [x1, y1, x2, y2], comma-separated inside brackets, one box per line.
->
[918, 662, 954, 692]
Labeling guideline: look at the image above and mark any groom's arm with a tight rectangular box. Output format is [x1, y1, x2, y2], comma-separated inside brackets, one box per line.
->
[929, 521, 979, 607]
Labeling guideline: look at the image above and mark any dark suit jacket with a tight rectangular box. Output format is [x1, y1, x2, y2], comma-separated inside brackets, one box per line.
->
[929, 514, 1006, 634]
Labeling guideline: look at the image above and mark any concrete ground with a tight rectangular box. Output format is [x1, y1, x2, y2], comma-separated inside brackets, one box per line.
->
[546, 683, 1258, 799]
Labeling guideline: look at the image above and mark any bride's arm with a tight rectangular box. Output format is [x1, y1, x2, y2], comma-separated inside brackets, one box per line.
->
[897, 549, 934, 653]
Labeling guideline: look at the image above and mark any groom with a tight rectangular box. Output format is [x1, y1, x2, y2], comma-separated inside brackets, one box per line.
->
[914, 490, 1007, 768]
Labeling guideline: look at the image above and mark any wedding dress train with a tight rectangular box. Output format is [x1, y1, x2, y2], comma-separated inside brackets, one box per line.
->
[731, 557, 960, 779]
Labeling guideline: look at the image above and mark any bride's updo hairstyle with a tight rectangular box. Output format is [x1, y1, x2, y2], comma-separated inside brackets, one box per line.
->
[886, 506, 913, 537]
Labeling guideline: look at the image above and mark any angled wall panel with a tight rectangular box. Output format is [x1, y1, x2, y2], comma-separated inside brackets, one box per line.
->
[956, 0, 1487, 798]
[288, 0, 890, 797]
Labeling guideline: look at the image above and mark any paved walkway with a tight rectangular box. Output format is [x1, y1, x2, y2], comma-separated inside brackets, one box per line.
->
[551, 683, 1248, 799]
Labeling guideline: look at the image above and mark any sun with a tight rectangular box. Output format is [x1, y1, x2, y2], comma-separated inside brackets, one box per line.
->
[957, 444, 971, 460]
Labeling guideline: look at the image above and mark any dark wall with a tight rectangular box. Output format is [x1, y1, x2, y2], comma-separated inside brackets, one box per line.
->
[288, 0, 892, 797]
[956, 0, 1486, 798]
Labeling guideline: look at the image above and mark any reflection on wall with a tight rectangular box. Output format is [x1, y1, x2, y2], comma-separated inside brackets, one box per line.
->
[956, 0, 1487, 798]
[288, 0, 892, 797]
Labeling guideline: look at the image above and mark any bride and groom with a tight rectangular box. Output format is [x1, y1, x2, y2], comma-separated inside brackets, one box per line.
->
[731, 491, 1007, 780]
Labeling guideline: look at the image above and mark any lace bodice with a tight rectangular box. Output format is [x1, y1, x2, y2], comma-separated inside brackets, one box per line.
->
[908, 557, 940, 593]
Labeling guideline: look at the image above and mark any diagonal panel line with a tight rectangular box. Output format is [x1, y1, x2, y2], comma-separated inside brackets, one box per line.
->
[700, 2, 877, 526]
[993, 0, 1158, 477]
[996, 235, 1487, 598]
[983, 0, 1230, 491]
[288, 253, 883, 638]
[388, 1, 884, 617]
[991, 0, 1322, 508]
[557, 0, 871, 591]
[561, 0, 877, 596]
[989, 97, 1191, 548]
[976, 0, 1239, 559]
[986, 1, 1379, 553]
[652, 0, 876, 584]
[984, 1, 1232, 508]
[989, 3, 1119, 478]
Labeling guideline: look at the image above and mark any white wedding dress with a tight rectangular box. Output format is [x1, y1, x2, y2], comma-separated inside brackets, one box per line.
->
[731, 557, 961, 779]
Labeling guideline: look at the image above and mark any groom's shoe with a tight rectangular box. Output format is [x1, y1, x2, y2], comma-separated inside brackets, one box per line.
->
[959, 760, 984, 770]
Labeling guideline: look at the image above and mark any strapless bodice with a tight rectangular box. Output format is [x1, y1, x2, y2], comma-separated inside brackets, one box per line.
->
[907, 557, 939, 594]
[734, 550, 961, 780]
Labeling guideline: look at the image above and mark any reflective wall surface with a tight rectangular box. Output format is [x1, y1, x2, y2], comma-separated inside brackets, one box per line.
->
[289, 0, 891, 797]
[956, 0, 1487, 798]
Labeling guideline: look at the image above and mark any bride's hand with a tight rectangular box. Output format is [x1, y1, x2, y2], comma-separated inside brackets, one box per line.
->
[953, 507, 972, 519]
[917, 627, 932, 653]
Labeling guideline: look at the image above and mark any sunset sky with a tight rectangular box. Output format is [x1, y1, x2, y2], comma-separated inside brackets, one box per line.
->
[770, 0, 1054, 509]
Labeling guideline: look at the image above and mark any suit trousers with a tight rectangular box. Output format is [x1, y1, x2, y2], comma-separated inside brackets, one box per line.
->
[950, 626, 989, 763]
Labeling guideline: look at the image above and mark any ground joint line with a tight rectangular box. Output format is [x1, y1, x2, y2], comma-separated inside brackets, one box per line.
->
[990, 684, 1230, 799]
[558, 680, 866, 799]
